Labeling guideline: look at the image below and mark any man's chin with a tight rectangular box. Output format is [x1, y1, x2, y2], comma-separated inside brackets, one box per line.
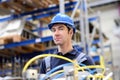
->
[55, 42, 61, 45]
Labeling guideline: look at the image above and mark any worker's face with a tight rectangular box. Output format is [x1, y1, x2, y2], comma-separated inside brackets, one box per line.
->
[51, 24, 73, 45]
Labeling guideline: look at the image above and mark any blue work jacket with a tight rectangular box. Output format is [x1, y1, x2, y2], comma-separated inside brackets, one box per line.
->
[40, 48, 95, 74]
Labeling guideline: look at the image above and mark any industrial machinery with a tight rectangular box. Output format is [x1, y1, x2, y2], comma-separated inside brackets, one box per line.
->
[20, 54, 112, 80]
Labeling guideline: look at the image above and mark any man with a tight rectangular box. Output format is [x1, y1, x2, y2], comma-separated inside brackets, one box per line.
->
[40, 13, 95, 74]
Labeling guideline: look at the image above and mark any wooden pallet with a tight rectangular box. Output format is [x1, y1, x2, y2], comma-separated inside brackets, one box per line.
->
[0, 35, 25, 45]
[0, 43, 45, 56]
[0, 35, 45, 55]
[11, 43, 45, 54]
[0, 49, 17, 57]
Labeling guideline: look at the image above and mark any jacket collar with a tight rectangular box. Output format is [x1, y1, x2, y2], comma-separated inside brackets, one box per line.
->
[55, 48, 77, 56]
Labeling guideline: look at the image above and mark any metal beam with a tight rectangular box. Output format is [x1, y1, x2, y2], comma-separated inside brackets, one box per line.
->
[0, 36, 53, 50]
[71, 0, 81, 19]
[88, 0, 119, 8]
[59, 0, 65, 14]
[84, 0, 90, 54]
[97, 11, 104, 55]
[79, 0, 86, 53]
[0, 0, 10, 4]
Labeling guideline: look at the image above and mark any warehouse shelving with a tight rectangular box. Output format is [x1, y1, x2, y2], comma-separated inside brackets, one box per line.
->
[0, 0, 118, 22]
[0, 0, 111, 60]
[0, 36, 52, 49]
[0, 0, 113, 61]
[0, 1, 76, 22]
[0, 16, 97, 50]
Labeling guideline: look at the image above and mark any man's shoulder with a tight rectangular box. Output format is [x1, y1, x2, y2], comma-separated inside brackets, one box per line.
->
[73, 49, 86, 56]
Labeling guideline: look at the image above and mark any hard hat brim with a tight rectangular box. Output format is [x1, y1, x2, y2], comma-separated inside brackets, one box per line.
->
[48, 21, 75, 33]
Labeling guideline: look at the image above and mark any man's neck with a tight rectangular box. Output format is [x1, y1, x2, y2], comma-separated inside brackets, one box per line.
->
[58, 43, 73, 55]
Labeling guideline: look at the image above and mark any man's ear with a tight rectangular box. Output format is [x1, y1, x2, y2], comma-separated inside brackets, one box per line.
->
[69, 29, 73, 35]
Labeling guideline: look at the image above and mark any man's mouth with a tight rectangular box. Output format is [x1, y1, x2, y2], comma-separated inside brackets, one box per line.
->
[55, 38, 61, 41]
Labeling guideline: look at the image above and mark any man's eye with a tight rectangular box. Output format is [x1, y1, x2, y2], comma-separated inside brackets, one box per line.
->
[51, 29, 56, 32]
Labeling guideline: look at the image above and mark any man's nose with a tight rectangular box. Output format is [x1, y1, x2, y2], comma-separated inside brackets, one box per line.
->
[54, 29, 60, 35]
